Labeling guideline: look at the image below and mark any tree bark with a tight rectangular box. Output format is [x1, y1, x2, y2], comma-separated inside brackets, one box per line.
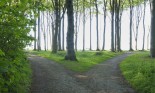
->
[52, 0, 59, 53]
[37, 11, 41, 51]
[129, 0, 133, 51]
[102, 0, 107, 51]
[95, 0, 100, 51]
[110, 0, 115, 52]
[65, 0, 77, 61]
[90, 0, 92, 50]
[142, 0, 146, 51]
[83, 0, 85, 51]
[150, 0, 155, 58]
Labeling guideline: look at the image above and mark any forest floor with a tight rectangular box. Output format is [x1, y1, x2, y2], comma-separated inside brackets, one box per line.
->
[28, 53, 136, 93]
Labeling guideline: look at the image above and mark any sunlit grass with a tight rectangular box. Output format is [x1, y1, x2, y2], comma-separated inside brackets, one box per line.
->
[120, 52, 155, 93]
[30, 51, 122, 72]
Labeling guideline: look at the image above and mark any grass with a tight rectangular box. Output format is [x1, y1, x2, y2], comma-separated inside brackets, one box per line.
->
[30, 51, 122, 72]
[120, 52, 155, 93]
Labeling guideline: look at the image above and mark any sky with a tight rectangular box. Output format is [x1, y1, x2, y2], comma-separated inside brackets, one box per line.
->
[27, 2, 151, 51]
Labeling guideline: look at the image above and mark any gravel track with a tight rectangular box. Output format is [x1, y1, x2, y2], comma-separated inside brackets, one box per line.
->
[29, 53, 135, 93]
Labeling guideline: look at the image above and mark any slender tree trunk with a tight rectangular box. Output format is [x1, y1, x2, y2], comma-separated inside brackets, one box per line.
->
[150, 0, 155, 58]
[42, 12, 47, 51]
[95, 0, 100, 51]
[75, 0, 79, 51]
[65, 0, 77, 61]
[110, 0, 115, 52]
[62, 10, 65, 51]
[129, 0, 133, 51]
[83, 0, 85, 51]
[142, 0, 146, 51]
[58, 0, 61, 51]
[34, 19, 37, 51]
[102, 0, 107, 51]
[90, 0, 92, 50]
[37, 11, 41, 51]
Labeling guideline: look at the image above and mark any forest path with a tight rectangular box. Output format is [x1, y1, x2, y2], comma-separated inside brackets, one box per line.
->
[28, 53, 135, 93]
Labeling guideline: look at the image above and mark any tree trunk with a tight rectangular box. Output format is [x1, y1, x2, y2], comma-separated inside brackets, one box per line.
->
[62, 10, 65, 51]
[142, 0, 146, 51]
[129, 0, 133, 51]
[52, 0, 59, 53]
[102, 0, 107, 51]
[65, 0, 77, 61]
[150, 0, 155, 58]
[95, 0, 100, 51]
[34, 19, 37, 51]
[58, 0, 61, 51]
[110, 0, 115, 52]
[75, 0, 79, 51]
[37, 11, 41, 51]
[83, 0, 85, 51]
[90, 0, 92, 50]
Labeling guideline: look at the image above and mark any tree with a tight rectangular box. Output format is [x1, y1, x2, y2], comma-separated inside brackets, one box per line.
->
[129, 0, 134, 51]
[65, 0, 77, 61]
[95, 0, 100, 51]
[102, 0, 107, 51]
[83, 0, 86, 51]
[52, 0, 59, 53]
[110, 0, 115, 52]
[142, 0, 146, 51]
[90, 0, 92, 50]
[150, 0, 155, 58]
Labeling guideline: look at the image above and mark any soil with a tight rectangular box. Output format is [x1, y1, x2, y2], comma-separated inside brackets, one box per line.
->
[28, 53, 135, 93]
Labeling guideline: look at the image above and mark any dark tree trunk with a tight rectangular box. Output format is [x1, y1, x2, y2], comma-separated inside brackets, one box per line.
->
[129, 0, 133, 51]
[37, 11, 41, 51]
[65, 0, 77, 61]
[150, 0, 155, 58]
[34, 19, 37, 51]
[115, 0, 121, 52]
[110, 0, 115, 52]
[52, 0, 59, 53]
[62, 10, 65, 51]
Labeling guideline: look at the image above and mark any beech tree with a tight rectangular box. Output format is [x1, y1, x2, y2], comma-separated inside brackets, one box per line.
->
[65, 0, 77, 61]
[151, 0, 155, 58]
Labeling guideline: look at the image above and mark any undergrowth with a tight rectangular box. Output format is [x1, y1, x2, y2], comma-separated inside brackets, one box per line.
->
[0, 51, 31, 93]
[120, 52, 155, 93]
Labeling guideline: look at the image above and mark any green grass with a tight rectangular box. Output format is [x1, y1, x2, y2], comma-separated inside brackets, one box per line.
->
[30, 51, 122, 72]
[120, 52, 155, 93]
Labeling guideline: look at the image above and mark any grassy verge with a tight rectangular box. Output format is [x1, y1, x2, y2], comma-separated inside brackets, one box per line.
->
[120, 52, 155, 93]
[30, 51, 122, 72]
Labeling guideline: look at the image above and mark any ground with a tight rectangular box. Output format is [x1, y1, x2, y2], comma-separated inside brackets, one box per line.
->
[28, 53, 135, 93]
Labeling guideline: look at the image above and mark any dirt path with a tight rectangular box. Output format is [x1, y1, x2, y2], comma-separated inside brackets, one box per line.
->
[28, 53, 135, 93]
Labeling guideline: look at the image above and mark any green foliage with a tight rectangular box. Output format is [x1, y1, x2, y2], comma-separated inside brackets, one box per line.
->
[0, 0, 39, 93]
[0, 51, 31, 93]
[31, 51, 122, 72]
[120, 52, 155, 93]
